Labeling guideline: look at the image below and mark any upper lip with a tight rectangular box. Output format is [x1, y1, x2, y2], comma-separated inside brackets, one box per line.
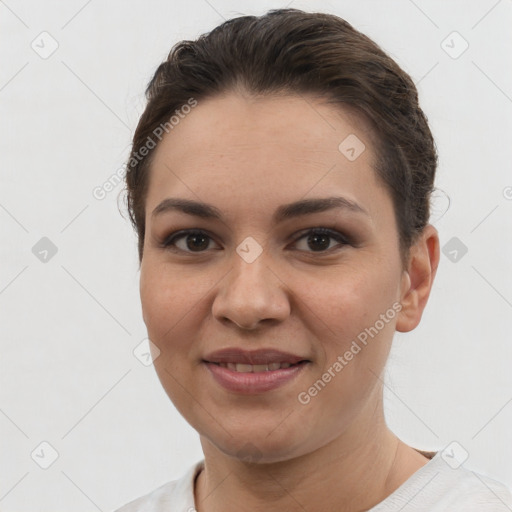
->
[203, 348, 308, 365]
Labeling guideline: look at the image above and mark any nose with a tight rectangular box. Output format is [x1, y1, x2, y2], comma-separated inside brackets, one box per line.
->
[211, 251, 290, 330]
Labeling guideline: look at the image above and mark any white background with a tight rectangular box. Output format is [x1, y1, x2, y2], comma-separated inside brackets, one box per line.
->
[1, 0, 511, 510]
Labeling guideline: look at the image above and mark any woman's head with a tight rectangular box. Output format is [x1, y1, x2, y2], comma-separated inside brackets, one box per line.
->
[125, 9, 440, 463]
[125, 8, 437, 268]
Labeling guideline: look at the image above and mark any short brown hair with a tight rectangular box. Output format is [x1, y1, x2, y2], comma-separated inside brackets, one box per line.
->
[124, 8, 437, 265]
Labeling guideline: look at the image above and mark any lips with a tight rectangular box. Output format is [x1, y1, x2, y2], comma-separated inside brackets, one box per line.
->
[202, 348, 311, 392]
[215, 361, 297, 373]
[203, 347, 309, 366]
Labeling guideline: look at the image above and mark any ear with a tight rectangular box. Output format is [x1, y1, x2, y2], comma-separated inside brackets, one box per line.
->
[396, 224, 440, 333]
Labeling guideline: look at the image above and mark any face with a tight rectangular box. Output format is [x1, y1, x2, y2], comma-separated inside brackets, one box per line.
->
[140, 92, 411, 463]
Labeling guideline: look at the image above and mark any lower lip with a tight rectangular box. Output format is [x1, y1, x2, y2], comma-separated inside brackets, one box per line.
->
[204, 361, 309, 394]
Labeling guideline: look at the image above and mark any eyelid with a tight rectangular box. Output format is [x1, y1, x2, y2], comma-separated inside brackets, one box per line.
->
[292, 227, 350, 244]
[160, 229, 220, 252]
[160, 227, 351, 254]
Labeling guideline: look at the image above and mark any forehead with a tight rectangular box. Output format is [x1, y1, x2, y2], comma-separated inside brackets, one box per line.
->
[145, 92, 389, 225]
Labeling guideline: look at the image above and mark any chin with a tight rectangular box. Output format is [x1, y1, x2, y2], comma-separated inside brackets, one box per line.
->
[202, 427, 309, 465]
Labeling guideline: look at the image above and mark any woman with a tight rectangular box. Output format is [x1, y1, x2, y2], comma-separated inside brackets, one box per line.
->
[115, 8, 512, 511]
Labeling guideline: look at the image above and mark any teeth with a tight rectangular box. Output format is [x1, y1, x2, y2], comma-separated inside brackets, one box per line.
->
[217, 362, 298, 372]
[235, 363, 253, 373]
[252, 364, 269, 372]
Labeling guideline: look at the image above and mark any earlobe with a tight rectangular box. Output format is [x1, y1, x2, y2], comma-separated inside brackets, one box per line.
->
[396, 225, 440, 333]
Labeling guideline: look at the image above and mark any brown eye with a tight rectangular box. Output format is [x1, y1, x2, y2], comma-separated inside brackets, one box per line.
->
[160, 227, 350, 255]
[162, 230, 218, 253]
[293, 228, 349, 253]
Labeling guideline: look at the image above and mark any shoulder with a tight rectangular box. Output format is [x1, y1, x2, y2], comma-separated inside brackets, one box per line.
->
[434, 467, 512, 510]
[112, 460, 204, 512]
[114, 479, 180, 512]
[374, 452, 512, 511]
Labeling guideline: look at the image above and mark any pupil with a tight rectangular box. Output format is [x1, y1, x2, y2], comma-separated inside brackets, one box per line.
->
[308, 233, 329, 251]
[188, 234, 209, 251]
[184, 233, 331, 252]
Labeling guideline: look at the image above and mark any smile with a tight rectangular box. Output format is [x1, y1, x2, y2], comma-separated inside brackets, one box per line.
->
[211, 362, 299, 372]
[204, 361, 310, 394]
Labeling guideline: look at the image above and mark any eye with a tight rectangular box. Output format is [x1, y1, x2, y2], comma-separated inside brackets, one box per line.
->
[160, 227, 350, 254]
[292, 227, 350, 253]
[161, 229, 219, 253]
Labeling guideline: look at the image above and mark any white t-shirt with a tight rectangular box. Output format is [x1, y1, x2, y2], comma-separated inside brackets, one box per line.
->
[114, 452, 512, 511]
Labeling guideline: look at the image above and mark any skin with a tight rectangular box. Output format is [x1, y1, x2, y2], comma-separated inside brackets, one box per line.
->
[139, 91, 440, 512]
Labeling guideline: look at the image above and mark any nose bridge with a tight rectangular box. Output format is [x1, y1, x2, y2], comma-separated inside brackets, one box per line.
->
[228, 244, 275, 302]
[212, 242, 289, 328]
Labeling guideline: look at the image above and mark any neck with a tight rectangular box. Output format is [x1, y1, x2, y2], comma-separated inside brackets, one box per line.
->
[194, 398, 429, 512]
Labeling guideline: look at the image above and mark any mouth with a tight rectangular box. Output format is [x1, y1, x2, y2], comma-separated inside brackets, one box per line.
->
[202, 358, 311, 394]
[202, 348, 311, 393]
[207, 361, 309, 373]
[203, 347, 309, 366]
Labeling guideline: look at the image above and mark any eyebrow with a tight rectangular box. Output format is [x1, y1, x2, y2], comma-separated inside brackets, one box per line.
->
[151, 196, 369, 223]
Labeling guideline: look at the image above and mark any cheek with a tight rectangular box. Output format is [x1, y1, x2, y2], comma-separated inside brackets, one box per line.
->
[301, 262, 400, 341]
[140, 262, 207, 340]
[139, 262, 219, 399]
[139, 265, 207, 412]
[292, 267, 399, 425]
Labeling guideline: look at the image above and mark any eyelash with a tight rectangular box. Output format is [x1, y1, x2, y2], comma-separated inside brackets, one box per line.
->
[160, 227, 351, 255]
